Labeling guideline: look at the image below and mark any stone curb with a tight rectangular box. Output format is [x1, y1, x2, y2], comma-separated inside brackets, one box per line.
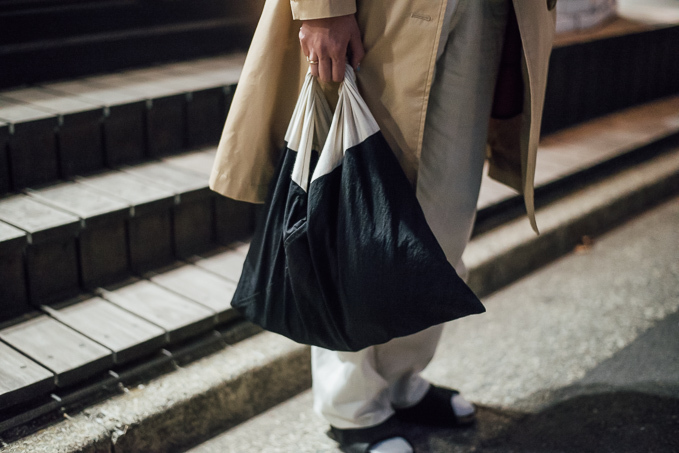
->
[464, 147, 679, 298]
[1, 333, 310, 453]
[4, 148, 679, 453]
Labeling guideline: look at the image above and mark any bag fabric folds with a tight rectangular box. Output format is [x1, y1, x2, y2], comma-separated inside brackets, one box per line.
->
[231, 66, 485, 352]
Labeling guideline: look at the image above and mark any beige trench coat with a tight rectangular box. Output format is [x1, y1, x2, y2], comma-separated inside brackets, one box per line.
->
[209, 0, 556, 232]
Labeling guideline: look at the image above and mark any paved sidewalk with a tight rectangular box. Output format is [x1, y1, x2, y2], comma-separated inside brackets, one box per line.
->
[185, 196, 679, 453]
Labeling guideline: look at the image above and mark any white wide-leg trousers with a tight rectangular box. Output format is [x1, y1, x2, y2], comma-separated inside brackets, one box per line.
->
[311, 0, 510, 429]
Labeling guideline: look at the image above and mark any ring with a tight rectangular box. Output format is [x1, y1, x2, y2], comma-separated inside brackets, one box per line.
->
[306, 56, 319, 65]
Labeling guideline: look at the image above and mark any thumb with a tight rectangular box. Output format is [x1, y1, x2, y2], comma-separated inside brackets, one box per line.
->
[348, 32, 365, 70]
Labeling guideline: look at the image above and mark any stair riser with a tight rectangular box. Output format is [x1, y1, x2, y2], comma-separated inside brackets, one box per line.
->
[0, 246, 29, 322]
[79, 221, 129, 289]
[0, 123, 9, 194]
[103, 103, 146, 168]
[543, 26, 679, 134]
[128, 211, 174, 275]
[26, 239, 80, 305]
[186, 87, 231, 149]
[7, 119, 60, 190]
[0, 89, 234, 195]
[112, 344, 311, 453]
[215, 197, 257, 246]
[174, 199, 215, 259]
[467, 159, 679, 299]
[58, 110, 106, 178]
[0, 195, 255, 319]
[146, 95, 186, 158]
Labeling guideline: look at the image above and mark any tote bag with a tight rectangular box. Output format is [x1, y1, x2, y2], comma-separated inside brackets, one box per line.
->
[231, 66, 485, 351]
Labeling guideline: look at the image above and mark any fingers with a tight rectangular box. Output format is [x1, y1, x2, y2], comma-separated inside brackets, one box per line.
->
[311, 52, 346, 83]
[319, 56, 333, 82]
[307, 49, 342, 83]
[299, 28, 318, 78]
[348, 32, 365, 70]
[331, 58, 345, 83]
[299, 15, 364, 83]
[308, 52, 320, 78]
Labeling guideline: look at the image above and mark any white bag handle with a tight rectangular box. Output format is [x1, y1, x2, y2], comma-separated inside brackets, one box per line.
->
[286, 65, 380, 192]
[312, 65, 380, 184]
[286, 70, 332, 192]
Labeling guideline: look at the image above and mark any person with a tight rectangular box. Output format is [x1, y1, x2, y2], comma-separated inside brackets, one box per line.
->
[210, 0, 556, 451]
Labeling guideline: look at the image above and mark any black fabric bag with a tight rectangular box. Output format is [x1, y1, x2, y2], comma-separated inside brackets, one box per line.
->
[231, 66, 485, 351]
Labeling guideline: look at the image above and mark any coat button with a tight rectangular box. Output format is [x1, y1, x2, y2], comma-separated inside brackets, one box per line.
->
[547, 0, 557, 10]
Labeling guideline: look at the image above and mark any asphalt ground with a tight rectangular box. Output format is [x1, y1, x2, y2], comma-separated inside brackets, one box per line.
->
[186, 195, 679, 453]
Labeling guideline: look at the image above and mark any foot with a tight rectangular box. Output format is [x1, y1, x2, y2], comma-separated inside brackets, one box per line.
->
[327, 416, 414, 453]
[394, 385, 476, 427]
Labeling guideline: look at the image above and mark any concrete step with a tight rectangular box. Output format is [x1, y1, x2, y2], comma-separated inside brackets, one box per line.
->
[3, 115, 679, 451]
[0, 53, 245, 193]
[542, 14, 679, 135]
[184, 195, 679, 453]
[0, 242, 257, 429]
[474, 95, 679, 234]
[0, 148, 256, 323]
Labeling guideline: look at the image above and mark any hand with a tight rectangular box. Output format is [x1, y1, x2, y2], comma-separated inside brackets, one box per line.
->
[299, 14, 365, 82]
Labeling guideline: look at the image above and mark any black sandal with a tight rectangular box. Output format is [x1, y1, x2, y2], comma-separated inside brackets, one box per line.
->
[394, 385, 476, 427]
[327, 415, 414, 453]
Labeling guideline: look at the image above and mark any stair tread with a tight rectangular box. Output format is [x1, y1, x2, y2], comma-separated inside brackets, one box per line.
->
[192, 245, 248, 284]
[0, 86, 102, 116]
[75, 170, 175, 211]
[26, 181, 130, 224]
[163, 148, 217, 178]
[41, 79, 149, 107]
[0, 52, 246, 117]
[120, 161, 210, 197]
[0, 314, 113, 387]
[147, 262, 239, 324]
[0, 244, 249, 410]
[0, 148, 215, 250]
[0, 97, 56, 123]
[477, 95, 679, 210]
[98, 278, 217, 343]
[0, 341, 54, 410]
[0, 194, 80, 243]
[88, 53, 245, 95]
[0, 221, 25, 245]
[0, 53, 245, 195]
[43, 296, 166, 365]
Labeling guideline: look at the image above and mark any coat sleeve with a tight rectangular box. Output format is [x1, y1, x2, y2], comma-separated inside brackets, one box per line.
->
[290, 0, 356, 20]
